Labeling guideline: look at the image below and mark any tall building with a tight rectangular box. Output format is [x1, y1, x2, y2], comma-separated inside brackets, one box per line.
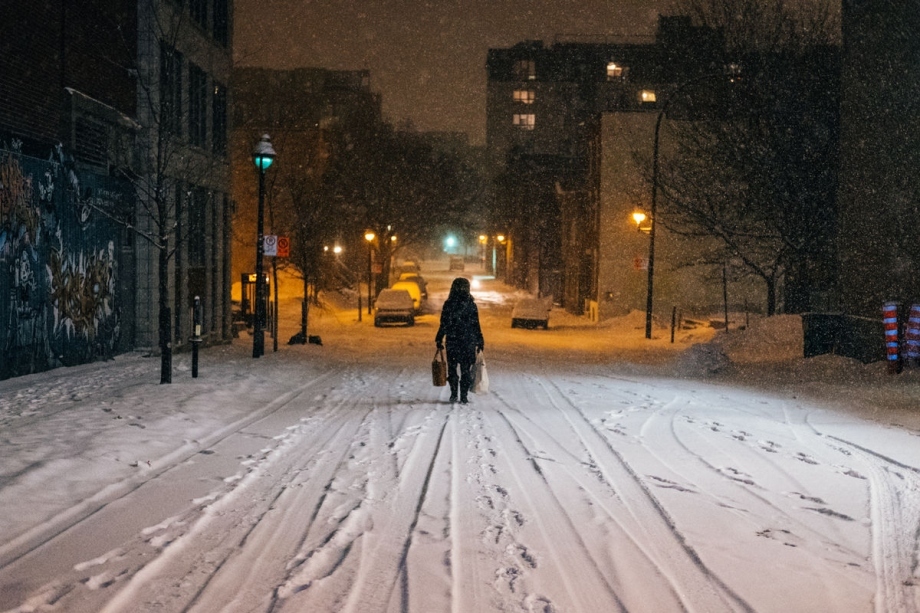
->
[0, 0, 234, 379]
[486, 16, 727, 314]
[487, 15, 840, 322]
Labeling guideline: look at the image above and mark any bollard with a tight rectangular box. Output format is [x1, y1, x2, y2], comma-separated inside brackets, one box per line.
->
[883, 301, 902, 374]
[191, 296, 202, 378]
[906, 304, 920, 368]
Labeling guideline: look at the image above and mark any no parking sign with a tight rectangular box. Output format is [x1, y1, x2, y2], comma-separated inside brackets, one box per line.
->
[277, 236, 290, 257]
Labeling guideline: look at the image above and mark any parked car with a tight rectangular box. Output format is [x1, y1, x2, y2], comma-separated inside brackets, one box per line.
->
[398, 261, 420, 275]
[511, 297, 552, 329]
[374, 289, 415, 327]
[398, 272, 428, 299]
[449, 256, 465, 271]
[391, 280, 423, 311]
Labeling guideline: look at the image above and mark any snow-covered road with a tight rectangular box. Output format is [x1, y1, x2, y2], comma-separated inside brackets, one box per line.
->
[3, 267, 920, 612]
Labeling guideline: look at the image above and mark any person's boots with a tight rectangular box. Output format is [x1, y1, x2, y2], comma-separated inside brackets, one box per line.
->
[449, 384, 458, 403]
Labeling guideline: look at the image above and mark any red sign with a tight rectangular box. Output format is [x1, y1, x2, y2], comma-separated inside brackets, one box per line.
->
[277, 236, 290, 257]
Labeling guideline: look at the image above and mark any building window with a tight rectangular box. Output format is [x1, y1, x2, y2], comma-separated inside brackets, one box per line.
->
[513, 113, 536, 130]
[189, 187, 208, 267]
[639, 89, 657, 104]
[159, 43, 183, 135]
[513, 89, 535, 104]
[188, 63, 208, 148]
[513, 59, 536, 81]
[212, 82, 227, 154]
[190, 0, 208, 31]
[213, 0, 229, 46]
[606, 62, 626, 79]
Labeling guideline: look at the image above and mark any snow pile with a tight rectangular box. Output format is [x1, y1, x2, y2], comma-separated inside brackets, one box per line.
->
[716, 314, 805, 364]
[668, 314, 801, 377]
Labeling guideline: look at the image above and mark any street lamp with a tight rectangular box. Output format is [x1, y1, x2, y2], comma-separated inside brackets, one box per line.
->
[252, 134, 276, 358]
[365, 231, 375, 314]
[644, 67, 739, 339]
[632, 210, 648, 232]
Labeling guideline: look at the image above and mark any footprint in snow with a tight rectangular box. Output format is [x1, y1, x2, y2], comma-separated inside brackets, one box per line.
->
[788, 491, 825, 504]
[795, 452, 819, 465]
[720, 467, 755, 486]
[524, 594, 557, 613]
[756, 527, 800, 547]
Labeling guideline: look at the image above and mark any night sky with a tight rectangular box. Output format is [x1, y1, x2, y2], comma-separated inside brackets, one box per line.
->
[234, 0, 668, 145]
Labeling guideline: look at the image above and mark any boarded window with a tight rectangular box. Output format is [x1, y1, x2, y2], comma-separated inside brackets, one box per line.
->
[74, 118, 107, 168]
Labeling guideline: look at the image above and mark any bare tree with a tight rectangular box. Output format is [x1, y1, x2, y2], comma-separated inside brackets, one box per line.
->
[655, 0, 840, 314]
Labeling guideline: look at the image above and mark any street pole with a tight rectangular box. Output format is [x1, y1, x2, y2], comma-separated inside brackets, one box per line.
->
[367, 244, 373, 315]
[253, 165, 266, 357]
[646, 107, 665, 340]
[644, 67, 738, 340]
[251, 135, 275, 358]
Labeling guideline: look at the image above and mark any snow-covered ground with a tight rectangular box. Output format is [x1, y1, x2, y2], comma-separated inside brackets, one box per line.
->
[3, 262, 920, 612]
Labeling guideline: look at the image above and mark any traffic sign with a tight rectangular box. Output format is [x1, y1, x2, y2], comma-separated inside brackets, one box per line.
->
[263, 235, 277, 256]
[277, 236, 290, 257]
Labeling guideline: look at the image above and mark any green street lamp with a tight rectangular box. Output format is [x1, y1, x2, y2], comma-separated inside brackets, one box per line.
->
[252, 134, 276, 358]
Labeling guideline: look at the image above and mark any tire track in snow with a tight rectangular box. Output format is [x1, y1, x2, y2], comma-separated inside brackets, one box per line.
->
[503, 372, 755, 612]
[0, 368, 341, 574]
[479, 394, 631, 612]
[0, 365, 371, 613]
[823, 435, 920, 613]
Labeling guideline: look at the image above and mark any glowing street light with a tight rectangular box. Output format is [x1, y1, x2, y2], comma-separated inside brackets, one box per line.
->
[632, 210, 648, 230]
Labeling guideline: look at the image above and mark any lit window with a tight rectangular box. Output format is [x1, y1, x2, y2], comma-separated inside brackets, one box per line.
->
[513, 59, 536, 81]
[513, 113, 535, 130]
[513, 90, 535, 104]
[607, 62, 624, 79]
[639, 89, 657, 103]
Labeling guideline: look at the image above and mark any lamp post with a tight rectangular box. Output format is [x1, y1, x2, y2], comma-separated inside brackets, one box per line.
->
[252, 134, 276, 358]
[644, 67, 739, 339]
[365, 231, 375, 314]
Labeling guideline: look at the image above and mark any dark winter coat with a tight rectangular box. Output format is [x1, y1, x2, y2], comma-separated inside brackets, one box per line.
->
[436, 292, 484, 364]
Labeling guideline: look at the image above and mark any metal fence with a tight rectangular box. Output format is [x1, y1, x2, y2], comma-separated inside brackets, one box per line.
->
[0, 148, 133, 380]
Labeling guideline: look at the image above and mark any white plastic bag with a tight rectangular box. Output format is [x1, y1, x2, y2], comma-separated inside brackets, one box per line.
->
[472, 351, 489, 394]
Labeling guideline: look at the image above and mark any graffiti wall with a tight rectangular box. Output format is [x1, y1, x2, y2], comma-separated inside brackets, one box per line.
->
[0, 145, 131, 380]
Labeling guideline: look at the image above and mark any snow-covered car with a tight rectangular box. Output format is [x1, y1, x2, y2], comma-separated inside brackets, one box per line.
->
[397, 272, 428, 299]
[397, 261, 420, 275]
[390, 280, 423, 311]
[374, 289, 415, 327]
[511, 297, 552, 329]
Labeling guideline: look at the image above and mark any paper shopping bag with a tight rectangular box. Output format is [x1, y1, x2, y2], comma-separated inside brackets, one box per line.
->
[432, 349, 447, 386]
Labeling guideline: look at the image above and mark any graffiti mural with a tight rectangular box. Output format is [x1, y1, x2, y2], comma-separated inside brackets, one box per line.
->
[0, 146, 130, 379]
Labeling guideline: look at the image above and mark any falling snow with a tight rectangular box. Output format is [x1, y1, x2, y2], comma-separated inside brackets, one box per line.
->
[2, 263, 920, 612]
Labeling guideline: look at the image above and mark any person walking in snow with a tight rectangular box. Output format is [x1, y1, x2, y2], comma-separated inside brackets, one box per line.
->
[435, 277, 484, 404]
